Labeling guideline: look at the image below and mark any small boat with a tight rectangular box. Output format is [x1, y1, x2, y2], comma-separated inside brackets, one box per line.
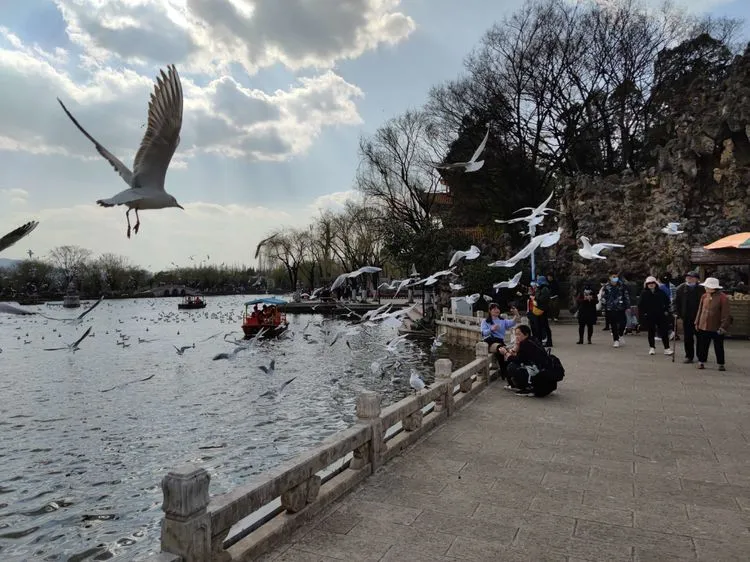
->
[242, 297, 289, 339]
[178, 295, 206, 310]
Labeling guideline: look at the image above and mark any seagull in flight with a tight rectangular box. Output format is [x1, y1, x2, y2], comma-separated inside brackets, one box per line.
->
[258, 359, 276, 375]
[577, 236, 624, 260]
[434, 124, 490, 173]
[331, 266, 383, 291]
[449, 245, 481, 267]
[57, 65, 185, 239]
[661, 222, 684, 235]
[174, 344, 195, 355]
[493, 271, 523, 290]
[0, 221, 38, 253]
[44, 326, 92, 352]
[260, 377, 296, 398]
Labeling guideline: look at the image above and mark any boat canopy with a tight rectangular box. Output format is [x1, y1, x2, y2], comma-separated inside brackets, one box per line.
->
[244, 297, 287, 306]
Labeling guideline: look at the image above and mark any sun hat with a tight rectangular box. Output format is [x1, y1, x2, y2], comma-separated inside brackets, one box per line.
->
[644, 275, 658, 287]
[700, 277, 722, 290]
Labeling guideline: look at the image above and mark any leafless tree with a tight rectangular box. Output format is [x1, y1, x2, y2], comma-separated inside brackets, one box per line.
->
[263, 229, 310, 290]
[48, 245, 92, 285]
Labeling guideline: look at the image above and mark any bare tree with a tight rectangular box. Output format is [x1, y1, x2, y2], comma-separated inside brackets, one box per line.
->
[328, 202, 385, 271]
[263, 229, 310, 290]
[47, 245, 92, 285]
[356, 110, 443, 234]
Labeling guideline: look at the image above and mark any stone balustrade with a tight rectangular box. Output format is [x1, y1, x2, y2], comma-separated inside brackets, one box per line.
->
[142, 341, 491, 562]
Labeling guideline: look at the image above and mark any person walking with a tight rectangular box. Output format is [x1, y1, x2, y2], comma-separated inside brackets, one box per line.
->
[674, 271, 705, 363]
[598, 278, 609, 331]
[533, 275, 553, 347]
[575, 283, 598, 344]
[602, 272, 630, 348]
[695, 277, 730, 371]
[638, 276, 674, 356]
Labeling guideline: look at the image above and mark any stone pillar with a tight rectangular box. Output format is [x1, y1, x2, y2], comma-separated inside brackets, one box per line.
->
[433, 358, 454, 416]
[353, 391, 384, 473]
[281, 475, 322, 513]
[403, 410, 423, 431]
[475, 341, 490, 384]
[160, 464, 213, 562]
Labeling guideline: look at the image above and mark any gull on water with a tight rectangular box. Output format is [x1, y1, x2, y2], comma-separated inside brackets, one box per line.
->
[449, 245, 481, 267]
[0, 221, 39, 253]
[493, 271, 523, 290]
[434, 124, 490, 173]
[43, 326, 92, 352]
[57, 65, 185, 238]
[577, 236, 625, 260]
[661, 222, 684, 235]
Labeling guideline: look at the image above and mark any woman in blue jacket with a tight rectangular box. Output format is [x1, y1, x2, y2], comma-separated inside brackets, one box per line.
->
[481, 303, 520, 378]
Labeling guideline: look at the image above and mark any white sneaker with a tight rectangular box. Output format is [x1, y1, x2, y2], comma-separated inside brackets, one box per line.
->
[664, 348, 674, 356]
[649, 347, 655, 355]
[613, 341, 620, 348]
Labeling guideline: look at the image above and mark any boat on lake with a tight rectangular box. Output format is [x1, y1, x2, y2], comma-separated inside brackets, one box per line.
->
[178, 295, 206, 310]
[242, 297, 289, 338]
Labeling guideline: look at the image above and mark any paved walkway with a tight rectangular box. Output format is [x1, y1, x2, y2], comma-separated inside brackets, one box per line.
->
[263, 325, 750, 562]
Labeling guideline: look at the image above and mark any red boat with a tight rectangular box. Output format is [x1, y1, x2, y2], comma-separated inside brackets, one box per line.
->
[242, 297, 289, 339]
[178, 295, 206, 310]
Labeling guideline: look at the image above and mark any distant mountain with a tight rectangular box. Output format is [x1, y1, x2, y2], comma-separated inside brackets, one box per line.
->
[0, 258, 21, 269]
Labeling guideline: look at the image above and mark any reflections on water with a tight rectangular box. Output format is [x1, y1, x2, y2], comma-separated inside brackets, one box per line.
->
[0, 295, 471, 561]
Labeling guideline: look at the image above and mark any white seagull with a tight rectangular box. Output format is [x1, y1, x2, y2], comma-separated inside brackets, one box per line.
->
[409, 370, 430, 393]
[577, 236, 624, 260]
[57, 65, 185, 238]
[43, 326, 92, 352]
[412, 267, 457, 287]
[0, 221, 38, 253]
[331, 265, 382, 291]
[434, 124, 490, 173]
[449, 245, 481, 267]
[661, 222, 684, 235]
[493, 271, 523, 290]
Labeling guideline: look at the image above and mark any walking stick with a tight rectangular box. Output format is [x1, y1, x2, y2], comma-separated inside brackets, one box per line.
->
[672, 313, 677, 363]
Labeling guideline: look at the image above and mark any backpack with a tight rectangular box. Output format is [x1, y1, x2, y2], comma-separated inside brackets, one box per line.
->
[546, 351, 565, 382]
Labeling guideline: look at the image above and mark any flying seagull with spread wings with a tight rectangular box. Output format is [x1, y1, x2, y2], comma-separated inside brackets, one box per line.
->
[434, 124, 490, 173]
[0, 221, 38, 253]
[577, 236, 624, 260]
[57, 65, 184, 238]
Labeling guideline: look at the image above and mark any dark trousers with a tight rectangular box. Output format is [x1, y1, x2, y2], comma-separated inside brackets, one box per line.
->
[644, 317, 670, 349]
[682, 320, 696, 360]
[484, 336, 507, 377]
[603, 310, 610, 330]
[578, 322, 593, 343]
[507, 362, 530, 390]
[536, 312, 552, 345]
[606, 310, 626, 341]
[696, 330, 725, 365]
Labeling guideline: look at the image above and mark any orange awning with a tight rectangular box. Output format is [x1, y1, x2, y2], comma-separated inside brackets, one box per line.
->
[704, 232, 750, 250]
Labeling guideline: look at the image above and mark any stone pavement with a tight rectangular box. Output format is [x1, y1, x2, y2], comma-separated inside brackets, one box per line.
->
[263, 325, 750, 562]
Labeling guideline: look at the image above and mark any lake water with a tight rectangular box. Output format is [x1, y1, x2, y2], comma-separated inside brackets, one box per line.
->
[0, 295, 470, 561]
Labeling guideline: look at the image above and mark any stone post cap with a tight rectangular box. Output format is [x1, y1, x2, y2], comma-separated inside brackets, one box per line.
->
[356, 391, 381, 419]
[475, 341, 489, 356]
[434, 358, 453, 378]
[161, 463, 210, 521]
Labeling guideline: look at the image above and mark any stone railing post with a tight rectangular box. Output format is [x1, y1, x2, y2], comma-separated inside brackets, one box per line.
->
[281, 475, 322, 513]
[433, 358, 454, 416]
[352, 391, 384, 473]
[160, 464, 215, 562]
[475, 341, 490, 384]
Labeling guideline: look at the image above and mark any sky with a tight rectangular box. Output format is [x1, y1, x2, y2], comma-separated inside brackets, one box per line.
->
[0, 0, 748, 271]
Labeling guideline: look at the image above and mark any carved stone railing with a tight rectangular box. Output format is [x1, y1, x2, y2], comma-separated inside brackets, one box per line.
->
[142, 341, 491, 562]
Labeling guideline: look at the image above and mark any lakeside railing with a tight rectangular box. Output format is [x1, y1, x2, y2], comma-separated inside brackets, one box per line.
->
[143, 341, 491, 562]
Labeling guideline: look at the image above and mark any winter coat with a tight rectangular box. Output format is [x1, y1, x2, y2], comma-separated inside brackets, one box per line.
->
[695, 292, 731, 332]
[576, 291, 598, 324]
[638, 287, 671, 323]
[675, 283, 705, 322]
[535, 285, 551, 311]
[602, 282, 630, 312]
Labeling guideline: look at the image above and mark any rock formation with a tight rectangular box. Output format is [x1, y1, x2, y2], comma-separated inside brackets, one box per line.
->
[559, 48, 750, 286]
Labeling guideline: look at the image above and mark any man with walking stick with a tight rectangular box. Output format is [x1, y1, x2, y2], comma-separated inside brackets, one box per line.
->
[674, 271, 705, 364]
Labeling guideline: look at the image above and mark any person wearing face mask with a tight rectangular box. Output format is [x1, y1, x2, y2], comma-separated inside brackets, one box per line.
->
[694, 277, 731, 371]
[602, 272, 630, 348]
[674, 271, 705, 363]
[638, 276, 673, 356]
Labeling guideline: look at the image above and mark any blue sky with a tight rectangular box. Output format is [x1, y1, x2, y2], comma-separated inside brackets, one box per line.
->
[0, 0, 747, 270]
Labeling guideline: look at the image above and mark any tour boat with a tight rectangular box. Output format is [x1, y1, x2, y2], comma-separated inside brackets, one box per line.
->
[242, 297, 289, 339]
[178, 295, 207, 310]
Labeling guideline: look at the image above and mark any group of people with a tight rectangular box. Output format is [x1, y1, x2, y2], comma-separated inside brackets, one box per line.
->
[480, 303, 564, 397]
[250, 303, 279, 323]
[575, 271, 731, 370]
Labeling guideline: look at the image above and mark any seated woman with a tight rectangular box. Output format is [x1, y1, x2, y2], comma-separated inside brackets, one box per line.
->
[480, 303, 520, 379]
[498, 325, 554, 396]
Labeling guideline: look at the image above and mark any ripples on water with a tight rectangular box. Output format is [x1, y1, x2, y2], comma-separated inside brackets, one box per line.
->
[0, 296, 471, 561]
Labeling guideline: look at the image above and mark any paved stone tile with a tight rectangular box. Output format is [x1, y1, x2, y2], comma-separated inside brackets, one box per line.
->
[262, 326, 750, 561]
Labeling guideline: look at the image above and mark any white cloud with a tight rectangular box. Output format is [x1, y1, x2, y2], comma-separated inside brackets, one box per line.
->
[308, 190, 361, 213]
[0, 195, 348, 269]
[53, 0, 415, 75]
[1, 188, 29, 206]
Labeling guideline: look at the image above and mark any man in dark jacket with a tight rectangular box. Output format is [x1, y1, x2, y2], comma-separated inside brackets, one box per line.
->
[674, 270, 705, 363]
[639, 276, 673, 356]
[602, 272, 630, 348]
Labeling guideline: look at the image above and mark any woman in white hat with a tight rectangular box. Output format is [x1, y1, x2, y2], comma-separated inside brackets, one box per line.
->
[694, 277, 731, 371]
